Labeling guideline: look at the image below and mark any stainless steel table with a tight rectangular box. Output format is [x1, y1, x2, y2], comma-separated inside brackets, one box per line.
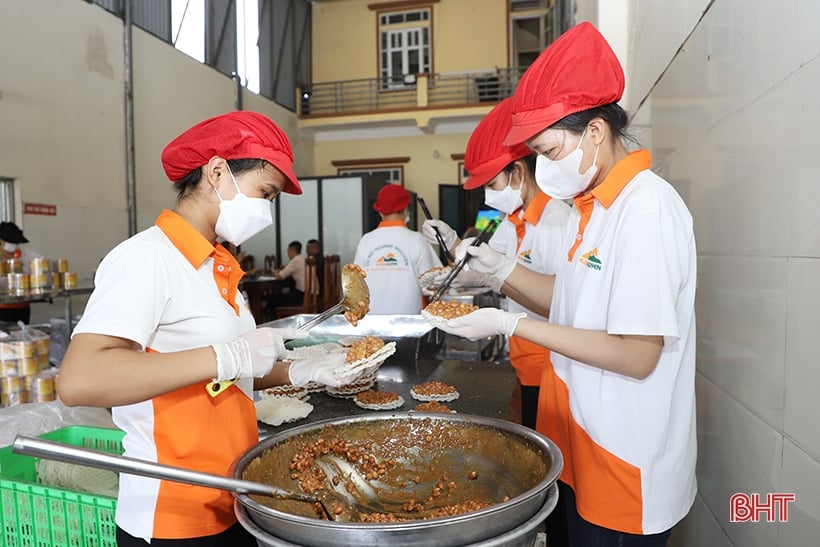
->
[257, 314, 516, 437]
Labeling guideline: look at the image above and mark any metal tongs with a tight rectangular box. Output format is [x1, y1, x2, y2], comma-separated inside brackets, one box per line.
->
[429, 218, 499, 303]
[418, 197, 455, 265]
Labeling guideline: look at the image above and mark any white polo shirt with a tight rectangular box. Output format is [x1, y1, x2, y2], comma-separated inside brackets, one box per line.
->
[537, 150, 697, 534]
[354, 220, 441, 314]
[73, 210, 258, 541]
[490, 191, 570, 385]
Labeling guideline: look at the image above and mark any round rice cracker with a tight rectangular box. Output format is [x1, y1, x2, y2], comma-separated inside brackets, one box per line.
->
[325, 372, 377, 398]
[259, 385, 310, 401]
[410, 381, 460, 402]
[334, 341, 397, 382]
[353, 390, 405, 410]
[418, 266, 451, 290]
[420, 308, 450, 329]
[255, 396, 313, 426]
[412, 401, 457, 413]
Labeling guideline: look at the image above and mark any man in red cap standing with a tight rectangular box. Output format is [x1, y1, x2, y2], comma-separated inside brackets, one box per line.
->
[354, 183, 440, 314]
[58, 111, 367, 546]
[429, 23, 697, 546]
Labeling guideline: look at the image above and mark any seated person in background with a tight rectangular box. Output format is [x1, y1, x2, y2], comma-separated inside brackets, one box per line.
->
[273, 241, 305, 304]
[306, 238, 324, 297]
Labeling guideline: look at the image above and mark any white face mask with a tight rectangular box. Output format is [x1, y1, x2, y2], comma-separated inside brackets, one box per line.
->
[2, 242, 18, 253]
[214, 167, 274, 246]
[483, 172, 524, 215]
[534, 130, 600, 200]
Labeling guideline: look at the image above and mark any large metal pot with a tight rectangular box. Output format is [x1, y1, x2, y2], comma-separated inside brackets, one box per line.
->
[231, 412, 562, 547]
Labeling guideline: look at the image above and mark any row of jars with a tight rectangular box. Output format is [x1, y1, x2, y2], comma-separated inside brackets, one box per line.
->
[2, 258, 70, 275]
[2, 257, 78, 295]
[1, 368, 57, 407]
[0, 332, 54, 407]
[7, 271, 79, 295]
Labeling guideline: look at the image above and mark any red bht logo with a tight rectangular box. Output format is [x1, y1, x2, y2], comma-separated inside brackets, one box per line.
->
[730, 493, 795, 523]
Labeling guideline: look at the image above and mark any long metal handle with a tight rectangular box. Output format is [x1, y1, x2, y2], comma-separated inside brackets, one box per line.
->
[296, 302, 345, 331]
[418, 198, 455, 264]
[12, 436, 315, 502]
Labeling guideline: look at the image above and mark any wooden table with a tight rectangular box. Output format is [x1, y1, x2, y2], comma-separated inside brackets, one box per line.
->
[240, 277, 295, 324]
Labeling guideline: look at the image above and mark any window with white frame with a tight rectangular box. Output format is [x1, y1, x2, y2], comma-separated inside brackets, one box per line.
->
[378, 8, 431, 90]
[339, 167, 404, 185]
[0, 178, 15, 221]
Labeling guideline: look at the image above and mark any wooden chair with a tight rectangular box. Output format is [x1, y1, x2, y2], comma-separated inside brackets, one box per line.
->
[263, 254, 277, 273]
[274, 256, 319, 319]
[323, 254, 341, 309]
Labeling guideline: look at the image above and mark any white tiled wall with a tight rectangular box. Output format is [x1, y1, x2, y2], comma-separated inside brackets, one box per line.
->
[584, 0, 820, 544]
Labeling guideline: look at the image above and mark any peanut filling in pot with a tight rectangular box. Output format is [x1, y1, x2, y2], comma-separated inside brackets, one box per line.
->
[242, 418, 548, 523]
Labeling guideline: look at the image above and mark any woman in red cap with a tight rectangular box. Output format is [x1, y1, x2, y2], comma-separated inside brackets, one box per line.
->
[354, 183, 440, 314]
[58, 111, 359, 546]
[433, 23, 696, 546]
[422, 98, 570, 429]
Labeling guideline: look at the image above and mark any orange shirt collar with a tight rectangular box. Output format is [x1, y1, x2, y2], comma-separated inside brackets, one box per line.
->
[378, 220, 407, 228]
[521, 190, 552, 225]
[155, 209, 214, 268]
[580, 150, 652, 209]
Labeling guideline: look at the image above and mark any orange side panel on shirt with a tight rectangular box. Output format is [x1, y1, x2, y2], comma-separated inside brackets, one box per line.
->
[152, 381, 257, 538]
[508, 336, 549, 386]
[537, 362, 644, 534]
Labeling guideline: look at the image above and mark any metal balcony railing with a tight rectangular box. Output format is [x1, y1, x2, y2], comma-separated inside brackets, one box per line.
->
[299, 67, 528, 117]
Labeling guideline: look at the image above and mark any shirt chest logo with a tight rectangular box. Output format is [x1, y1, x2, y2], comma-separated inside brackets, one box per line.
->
[517, 248, 533, 265]
[579, 248, 603, 271]
[376, 252, 399, 266]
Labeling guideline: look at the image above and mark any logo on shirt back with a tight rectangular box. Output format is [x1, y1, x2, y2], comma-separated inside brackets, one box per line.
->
[579, 248, 602, 271]
[517, 248, 533, 265]
[376, 253, 399, 266]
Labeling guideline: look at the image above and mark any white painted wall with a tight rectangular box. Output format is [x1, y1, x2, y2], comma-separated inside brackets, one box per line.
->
[575, 0, 820, 544]
[0, 0, 303, 325]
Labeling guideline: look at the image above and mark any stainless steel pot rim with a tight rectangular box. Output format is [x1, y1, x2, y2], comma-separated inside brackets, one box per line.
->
[234, 482, 560, 546]
[231, 411, 563, 529]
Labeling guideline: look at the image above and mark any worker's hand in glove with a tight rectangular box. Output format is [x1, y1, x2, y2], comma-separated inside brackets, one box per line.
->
[437, 308, 526, 342]
[431, 268, 496, 290]
[211, 328, 307, 381]
[454, 239, 518, 292]
[422, 220, 458, 250]
[288, 353, 349, 388]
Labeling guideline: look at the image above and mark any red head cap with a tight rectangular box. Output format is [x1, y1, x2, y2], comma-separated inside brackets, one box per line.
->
[161, 110, 302, 194]
[505, 22, 625, 146]
[373, 184, 410, 214]
[463, 98, 531, 190]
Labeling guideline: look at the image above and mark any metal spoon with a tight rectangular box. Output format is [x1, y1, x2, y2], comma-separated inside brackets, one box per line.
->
[296, 263, 370, 331]
[11, 435, 345, 521]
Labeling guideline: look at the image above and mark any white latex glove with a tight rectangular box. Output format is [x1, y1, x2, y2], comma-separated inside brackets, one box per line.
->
[432, 268, 496, 290]
[436, 308, 526, 341]
[212, 328, 307, 381]
[288, 353, 349, 388]
[422, 219, 458, 249]
[454, 239, 517, 292]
